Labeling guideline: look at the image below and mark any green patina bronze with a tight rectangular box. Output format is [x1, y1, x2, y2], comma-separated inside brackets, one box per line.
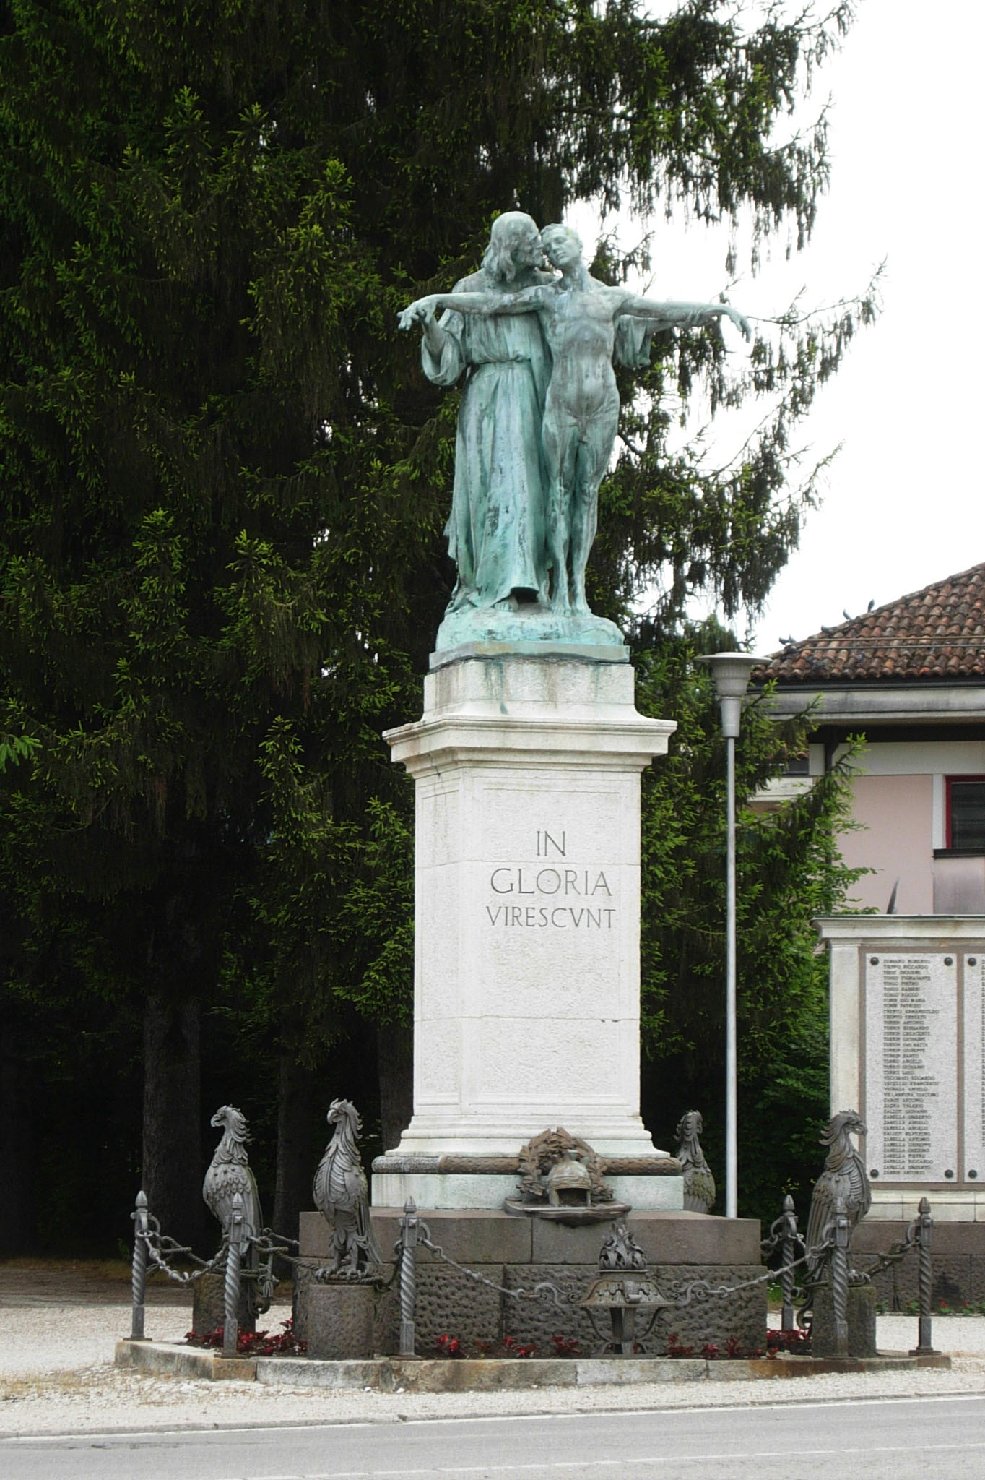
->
[401, 218, 748, 651]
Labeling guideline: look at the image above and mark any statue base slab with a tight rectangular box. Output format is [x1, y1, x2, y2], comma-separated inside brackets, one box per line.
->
[435, 601, 625, 653]
[370, 1166, 683, 1212]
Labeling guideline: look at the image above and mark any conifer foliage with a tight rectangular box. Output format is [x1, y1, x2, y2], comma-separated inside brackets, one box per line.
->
[1, 0, 863, 1246]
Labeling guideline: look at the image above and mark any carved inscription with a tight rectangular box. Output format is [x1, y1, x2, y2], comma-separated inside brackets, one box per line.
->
[485, 831, 616, 930]
[864, 954, 957, 1181]
[962, 955, 985, 1178]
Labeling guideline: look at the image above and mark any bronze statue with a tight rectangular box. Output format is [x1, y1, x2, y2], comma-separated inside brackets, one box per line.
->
[804, 1110, 871, 1284]
[312, 1098, 382, 1279]
[401, 219, 748, 627]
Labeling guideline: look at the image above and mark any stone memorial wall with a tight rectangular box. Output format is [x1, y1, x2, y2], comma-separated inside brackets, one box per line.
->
[819, 917, 985, 1219]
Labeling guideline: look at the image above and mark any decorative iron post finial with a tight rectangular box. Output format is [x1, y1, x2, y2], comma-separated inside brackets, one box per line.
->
[674, 1110, 716, 1214]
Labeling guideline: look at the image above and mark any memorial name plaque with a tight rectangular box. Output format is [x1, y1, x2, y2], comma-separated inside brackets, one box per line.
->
[962, 954, 985, 1180]
[864, 953, 957, 1181]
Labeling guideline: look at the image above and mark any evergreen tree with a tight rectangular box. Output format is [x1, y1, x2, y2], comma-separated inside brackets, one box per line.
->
[1, 0, 866, 1245]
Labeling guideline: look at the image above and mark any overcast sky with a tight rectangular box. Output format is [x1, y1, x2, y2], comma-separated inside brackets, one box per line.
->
[575, 0, 982, 652]
[744, 0, 984, 653]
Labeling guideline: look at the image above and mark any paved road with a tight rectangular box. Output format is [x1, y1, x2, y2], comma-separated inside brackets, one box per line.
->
[4, 1394, 985, 1479]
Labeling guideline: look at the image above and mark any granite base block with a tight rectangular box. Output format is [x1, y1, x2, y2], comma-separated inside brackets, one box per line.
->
[191, 1269, 259, 1337]
[300, 1207, 766, 1357]
[811, 1283, 877, 1359]
[358, 1260, 766, 1358]
[294, 1281, 376, 1360]
[361, 1207, 762, 1267]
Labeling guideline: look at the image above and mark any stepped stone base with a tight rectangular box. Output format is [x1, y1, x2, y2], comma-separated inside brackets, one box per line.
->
[297, 1208, 766, 1358]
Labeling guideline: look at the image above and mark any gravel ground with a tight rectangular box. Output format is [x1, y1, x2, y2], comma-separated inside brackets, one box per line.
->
[2, 1263, 985, 1436]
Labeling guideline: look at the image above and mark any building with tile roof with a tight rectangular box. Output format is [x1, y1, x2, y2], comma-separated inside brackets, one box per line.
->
[756, 562, 985, 913]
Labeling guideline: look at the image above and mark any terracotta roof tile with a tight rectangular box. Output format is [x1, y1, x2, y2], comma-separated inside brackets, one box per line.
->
[759, 562, 985, 684]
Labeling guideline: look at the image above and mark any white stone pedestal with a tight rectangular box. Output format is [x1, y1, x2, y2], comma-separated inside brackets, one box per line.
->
[374, 645, 677, 1208]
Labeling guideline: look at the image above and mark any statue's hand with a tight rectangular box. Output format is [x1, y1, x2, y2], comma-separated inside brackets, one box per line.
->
[724, 306, 751, 341]
[398, 299, 433, 331]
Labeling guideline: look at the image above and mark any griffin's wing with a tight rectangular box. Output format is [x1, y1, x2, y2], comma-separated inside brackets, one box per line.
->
[689, 1166, 716, 1207]
[805, 1172, 838, 1263]
[203, 1163, 261, 1242]
[355, 1181, 383, 1265]
[203, 1163, 240, 1235]
[850, 1152, 872, 1221]
[243, 1167, 263, 1240]
[312, 1149, 331, 1217]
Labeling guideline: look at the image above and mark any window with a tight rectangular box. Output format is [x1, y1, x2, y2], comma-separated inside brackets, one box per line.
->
[946, 777, 985, 851]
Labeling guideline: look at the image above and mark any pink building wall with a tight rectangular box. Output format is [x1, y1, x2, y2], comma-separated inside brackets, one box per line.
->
[839, 773, 934, 914]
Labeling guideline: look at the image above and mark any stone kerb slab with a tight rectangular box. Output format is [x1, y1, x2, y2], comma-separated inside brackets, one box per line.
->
[379, 651, 676, 1197]
[116, 1342, 951, 1390]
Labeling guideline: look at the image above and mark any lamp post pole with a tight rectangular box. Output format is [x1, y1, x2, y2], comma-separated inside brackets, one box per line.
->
[697, 651, 764, 1219]
[724, 721, 737, 1219]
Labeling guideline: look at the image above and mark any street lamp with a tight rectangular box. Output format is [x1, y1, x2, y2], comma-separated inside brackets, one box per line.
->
[696, 651, 765, 1219]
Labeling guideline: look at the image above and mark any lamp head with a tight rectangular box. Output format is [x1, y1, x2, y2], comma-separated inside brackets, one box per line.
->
[696, 652, 766, 738]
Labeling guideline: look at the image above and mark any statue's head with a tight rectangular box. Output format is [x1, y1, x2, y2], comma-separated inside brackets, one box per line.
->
[675, 1109, 703, 1142]
[821, 1109, 866, 1145]
[211, 1105, 249, 1141]
[540, 223, 583, 270]
[482, 211, 543, 284]
[328, 1097, 362, 1133]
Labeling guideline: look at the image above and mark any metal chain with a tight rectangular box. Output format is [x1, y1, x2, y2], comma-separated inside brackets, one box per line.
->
[419, 1232, 570, 1307]
[857, 1232, 917, 1282]
[661, 1239, 833, 1310]
[255, 1228, 300, 1251]
[139, 1229, 229, 1285]
[417, 1230, 832, 1313]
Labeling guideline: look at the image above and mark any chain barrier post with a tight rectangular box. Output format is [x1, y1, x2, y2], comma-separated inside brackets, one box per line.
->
[399, 1197, 419, 1358]
[910, 1196, 936, 1356]
[223, 1193, 243, 1358]
[129, 1190, 149, 1341]
[831, 1194, 850, 1358]
[779, 1194, 798, 1332]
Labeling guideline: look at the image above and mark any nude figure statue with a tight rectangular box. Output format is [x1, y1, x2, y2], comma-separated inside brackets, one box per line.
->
[400, 222, 749, 615]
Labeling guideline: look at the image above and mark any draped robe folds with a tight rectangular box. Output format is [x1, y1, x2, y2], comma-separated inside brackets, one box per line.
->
[422, 270, 552, 611]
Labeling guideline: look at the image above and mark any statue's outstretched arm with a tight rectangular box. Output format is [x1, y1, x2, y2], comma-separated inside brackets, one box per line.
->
[620, 293, 750, 340]
[484, 285, 553, 316]
[398, 290, 502, 330]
